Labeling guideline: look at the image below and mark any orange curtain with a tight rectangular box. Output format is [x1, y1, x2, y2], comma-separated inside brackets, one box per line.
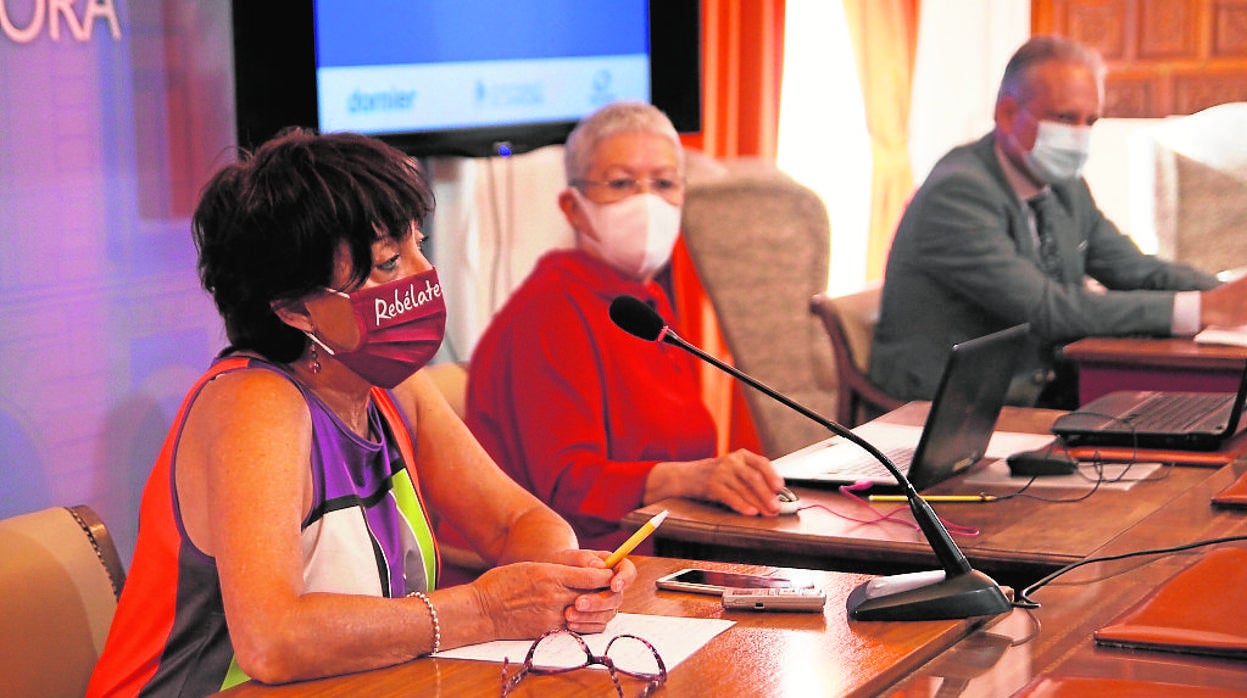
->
[842, 0, 921, 280]
[679, 0, 785, 159]
[670, 0, 786, 455]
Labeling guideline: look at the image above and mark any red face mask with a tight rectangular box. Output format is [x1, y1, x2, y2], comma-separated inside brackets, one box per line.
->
[306, 268, 447, 388]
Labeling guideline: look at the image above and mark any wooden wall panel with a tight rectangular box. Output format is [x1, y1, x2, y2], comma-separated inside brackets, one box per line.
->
[1034, 0, 1247, 116]
[1104, 70, 1158, 114]
[1174, 69, 1247, 111]
[1065, 0, 1131, 59]
[1213, 3, 1247, 56]
[1137, 0, 1199, 59]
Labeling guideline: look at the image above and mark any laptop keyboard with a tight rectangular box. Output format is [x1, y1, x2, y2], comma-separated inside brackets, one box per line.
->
[1123, 393, 1232, 431]
[820, 445, 916, 479]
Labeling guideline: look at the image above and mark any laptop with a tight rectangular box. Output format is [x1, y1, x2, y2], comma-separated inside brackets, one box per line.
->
[1050, 362, 1247, 451]
[774, 323, 1029, 491]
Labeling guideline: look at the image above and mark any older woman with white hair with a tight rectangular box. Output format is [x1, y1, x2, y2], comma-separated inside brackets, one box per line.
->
[465, 101, 786, 553]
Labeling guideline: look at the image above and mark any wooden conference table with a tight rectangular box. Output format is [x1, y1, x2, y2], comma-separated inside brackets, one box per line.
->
[889, 457, 1247, 695]
[212, 420, 1247, 696]
[1062, 335, 1247, 405]
[213, 469, 1247, 697]
[622, 402, 1230, 590]
[215, 556, 989, 698]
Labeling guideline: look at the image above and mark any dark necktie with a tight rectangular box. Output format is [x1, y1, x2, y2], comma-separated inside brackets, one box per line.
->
[1028, 193, 1064, 282]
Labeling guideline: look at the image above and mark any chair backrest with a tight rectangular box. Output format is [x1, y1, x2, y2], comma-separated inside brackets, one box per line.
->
[1149, 102, 1247, 276]
[810, 283, 903, 427]
[680, 158, 837, 457]
[0, 504, 126, 698]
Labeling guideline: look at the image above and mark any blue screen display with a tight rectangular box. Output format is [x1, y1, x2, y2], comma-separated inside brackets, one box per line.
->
[312, 0, 652, 135]
[314, 0, 647, 66]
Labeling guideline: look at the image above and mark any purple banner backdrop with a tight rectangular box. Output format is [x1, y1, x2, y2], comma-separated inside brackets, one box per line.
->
[0, 0, 235, 564]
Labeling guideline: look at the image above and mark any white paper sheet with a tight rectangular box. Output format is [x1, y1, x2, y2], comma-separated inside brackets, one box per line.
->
[961, 458, 1163, 491]
[433, 612, 734, 669]
[1195, 325, 1247, 347]
[773, 423, 1057, 480]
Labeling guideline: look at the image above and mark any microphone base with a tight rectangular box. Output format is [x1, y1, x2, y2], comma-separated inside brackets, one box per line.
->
[847, 569, 1012, 621]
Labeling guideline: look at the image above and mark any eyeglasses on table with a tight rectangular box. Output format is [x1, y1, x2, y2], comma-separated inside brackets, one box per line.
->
[500, 627, 668, 697]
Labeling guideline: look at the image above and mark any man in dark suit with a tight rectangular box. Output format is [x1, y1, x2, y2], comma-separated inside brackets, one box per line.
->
[869, 35, 1247, 408]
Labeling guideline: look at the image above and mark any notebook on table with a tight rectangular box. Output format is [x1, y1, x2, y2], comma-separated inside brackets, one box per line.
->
[1013, 675, 1246, 698]
[1093, 547, 1247, 659]
[1050, 361, 1247, 452]
[1211, 469, 1247, 509]
[774, 323, 1029, 491]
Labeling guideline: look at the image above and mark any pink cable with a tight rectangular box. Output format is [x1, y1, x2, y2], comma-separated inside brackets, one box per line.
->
[817, 480, 980, 537]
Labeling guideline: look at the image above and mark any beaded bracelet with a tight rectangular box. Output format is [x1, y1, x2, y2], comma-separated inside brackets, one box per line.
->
[407, 590, 441, 655]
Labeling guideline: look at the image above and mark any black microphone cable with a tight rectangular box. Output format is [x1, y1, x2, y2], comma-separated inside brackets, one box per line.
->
[1014, 534, 1247, 609]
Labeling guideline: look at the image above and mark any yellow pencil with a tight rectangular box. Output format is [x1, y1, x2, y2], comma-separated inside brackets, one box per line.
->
[867, 494, 997, 503]
[603, 510, 668, 567]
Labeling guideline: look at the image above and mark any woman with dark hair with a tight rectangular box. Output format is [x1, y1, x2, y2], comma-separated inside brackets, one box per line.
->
[88, 129, 634, 696]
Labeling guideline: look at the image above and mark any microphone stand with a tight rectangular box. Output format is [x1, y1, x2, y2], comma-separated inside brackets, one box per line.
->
[655, 327, 1011, 621]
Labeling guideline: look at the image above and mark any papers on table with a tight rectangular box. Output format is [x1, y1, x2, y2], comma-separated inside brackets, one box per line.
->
[981, 429, 1066, 459]
[962, 459, 1162, 491]
[774, 422, 1161, 491]
[773, 422, 1056, 481]
[1195, 325, 1247, 347]
[433, 613, 734, 669]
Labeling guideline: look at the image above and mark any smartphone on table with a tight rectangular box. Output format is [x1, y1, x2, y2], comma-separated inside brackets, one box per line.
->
[654, 568, 810, 595]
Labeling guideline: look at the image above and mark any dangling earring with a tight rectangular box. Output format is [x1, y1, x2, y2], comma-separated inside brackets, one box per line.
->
[304, 330, 334, 375]
[309, 341, 322, 375]
[305, 327, 323, 375]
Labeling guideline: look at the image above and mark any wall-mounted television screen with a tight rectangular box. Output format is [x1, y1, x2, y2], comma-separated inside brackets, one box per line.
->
[232, 1, 701, 158]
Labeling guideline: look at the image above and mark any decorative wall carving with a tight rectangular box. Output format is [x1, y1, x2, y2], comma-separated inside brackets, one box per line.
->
[1035, 0, 1247, 116]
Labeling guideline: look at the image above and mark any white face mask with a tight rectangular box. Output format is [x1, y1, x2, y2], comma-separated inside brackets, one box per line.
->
[1024, 120, 1093, 184]
[571, 189, 682, 280]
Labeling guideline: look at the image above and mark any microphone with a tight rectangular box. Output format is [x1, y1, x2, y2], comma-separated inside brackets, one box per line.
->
[609, 295, 1012, 621]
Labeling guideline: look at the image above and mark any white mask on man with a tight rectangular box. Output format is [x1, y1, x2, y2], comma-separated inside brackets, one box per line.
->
[1024, 120, 1093, 184]
[571, 189, 682, 279]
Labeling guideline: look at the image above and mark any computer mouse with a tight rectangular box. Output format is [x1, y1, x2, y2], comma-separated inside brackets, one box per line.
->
[777, 487, 801, 515]
[1006, 448, 1078, 477]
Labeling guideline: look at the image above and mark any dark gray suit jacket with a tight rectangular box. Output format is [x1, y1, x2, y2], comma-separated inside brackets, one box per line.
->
[869, 133, 1219, 406]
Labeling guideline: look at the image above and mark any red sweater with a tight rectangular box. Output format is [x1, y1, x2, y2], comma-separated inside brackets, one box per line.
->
[466, 250, 716, 551]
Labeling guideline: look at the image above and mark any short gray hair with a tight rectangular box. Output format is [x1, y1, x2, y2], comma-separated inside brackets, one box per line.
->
[998, 35, 1106, 103]
[563, 101, 684, 183]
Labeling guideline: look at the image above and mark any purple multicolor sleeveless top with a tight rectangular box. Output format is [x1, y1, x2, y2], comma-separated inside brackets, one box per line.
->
[293, 360, 438, 598]
[86, 355, 438, 696]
